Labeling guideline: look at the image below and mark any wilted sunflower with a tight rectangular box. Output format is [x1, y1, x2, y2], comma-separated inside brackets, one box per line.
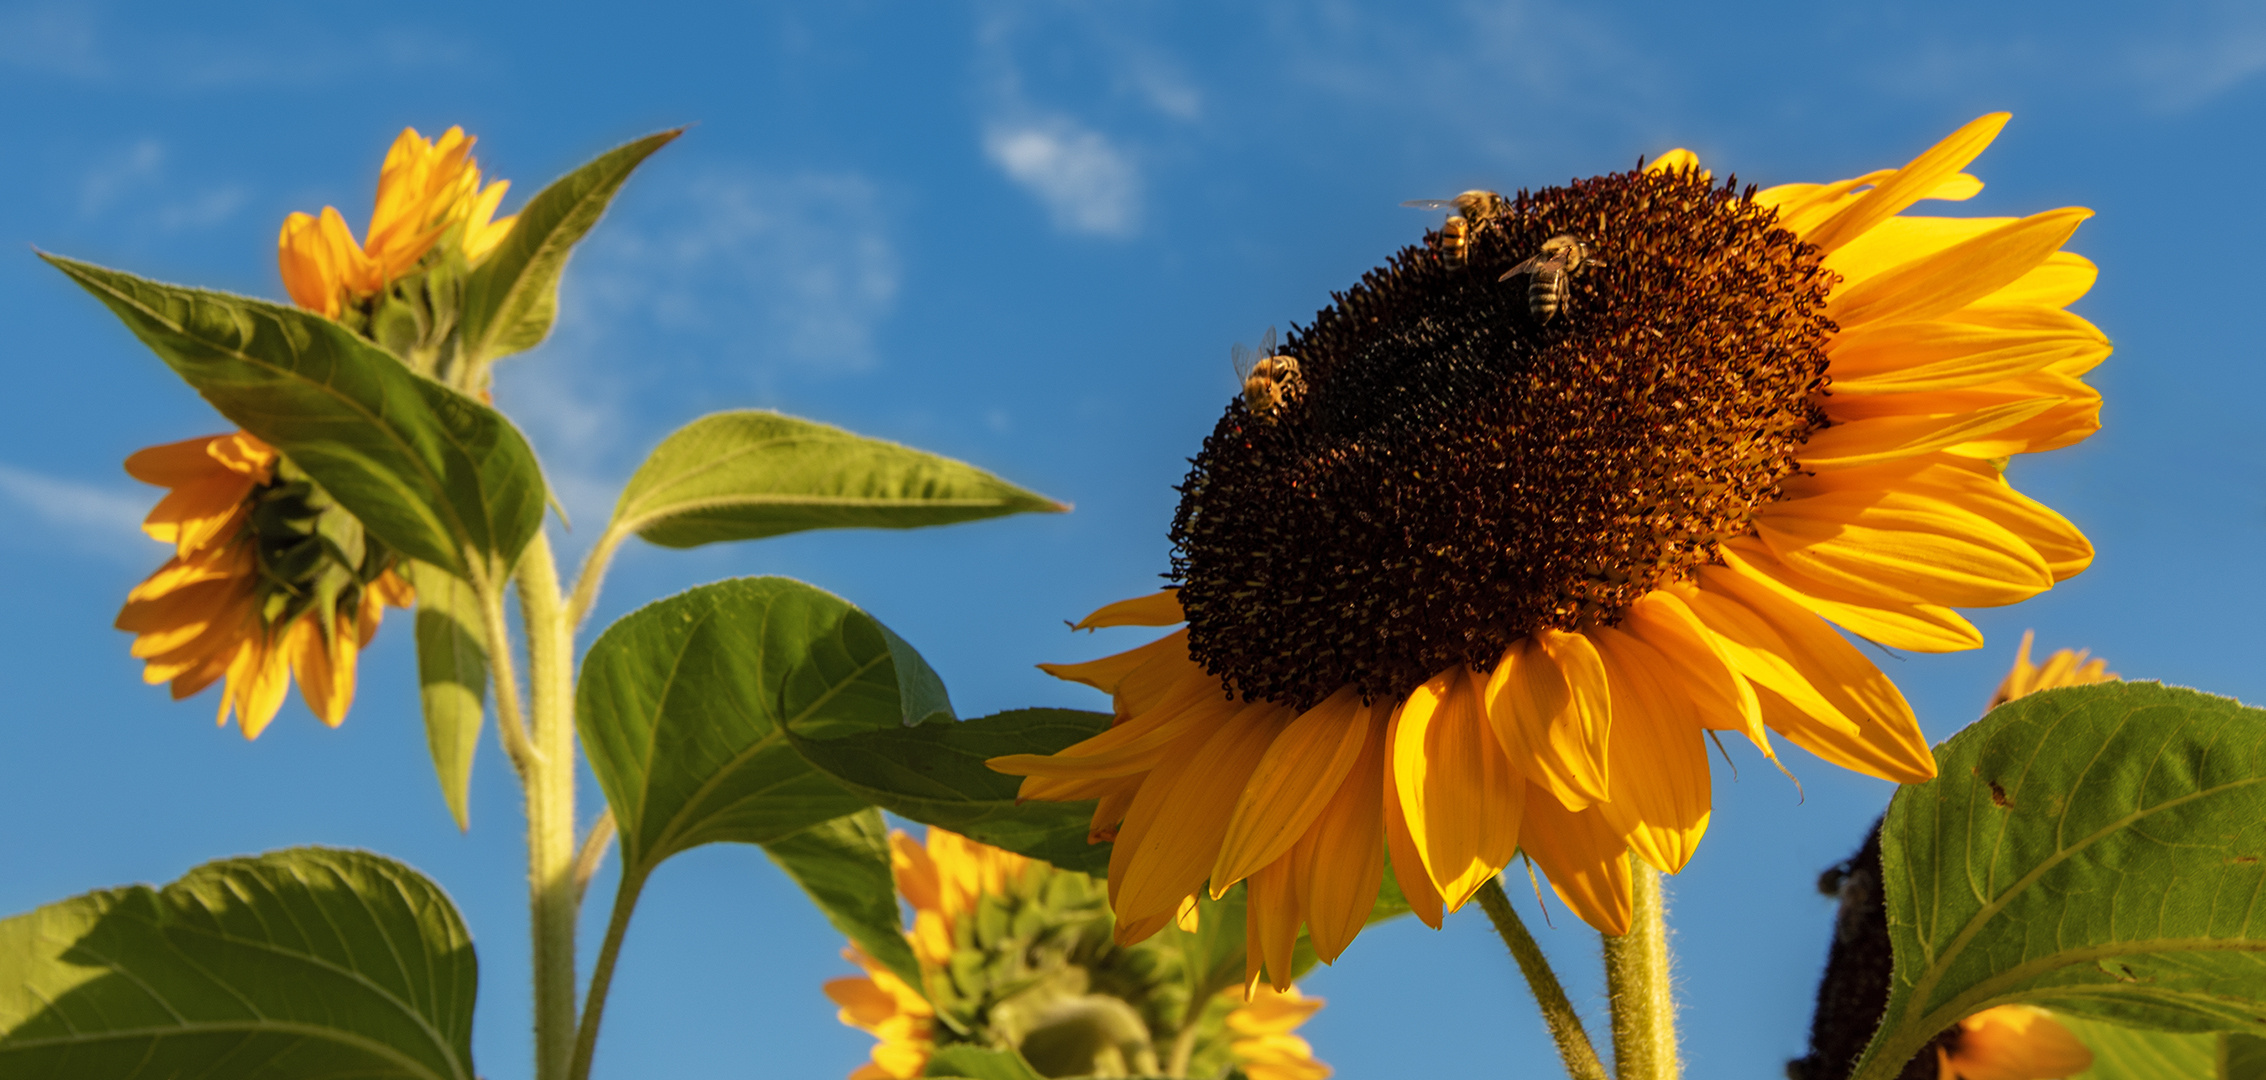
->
[116, 431, 412, 737]
[277, 125, 515, 319]
[991, 113, 2104, 970]
[824, 827, 1331, 1080]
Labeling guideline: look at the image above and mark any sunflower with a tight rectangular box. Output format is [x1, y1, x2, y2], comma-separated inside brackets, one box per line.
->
[822, 827, 1331, 1080]
[115, 431, 413, 738]
[277, 125, 515, 319]
[1988, 629, 2114, 710]
[991, 113, 2103, 972]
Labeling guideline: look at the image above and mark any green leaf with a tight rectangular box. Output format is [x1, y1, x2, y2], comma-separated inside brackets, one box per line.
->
[43, 255, 545, 578]
[923, 1045, 1047, 1080]
[1852, 683, 2266, 1080]
[2230, 1034, 2266, 1080]
[760, 809, 919, 985]
[611, 411, 1065, 549]
[789, 708, 1115, 876]
[458, 129, 681, 364]
[2055, 1013, 2217, 1080]
[405, 560, 488, 830]
[0, 847, 476, 1080]
[577, 576, 956, 877]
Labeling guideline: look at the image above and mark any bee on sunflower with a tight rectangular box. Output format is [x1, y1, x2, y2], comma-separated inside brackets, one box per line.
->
[117, 126, 518, 737]
[824, 827, 1331, 1080]
[990, 113, 2105, 984]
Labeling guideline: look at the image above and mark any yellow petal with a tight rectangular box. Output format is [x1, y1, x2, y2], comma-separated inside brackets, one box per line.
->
[1297, 716, 1387, 963]
[1829, 208, 2092, 331]
[1038, 629, 1189, 700]
[1683, 567, 1936, 783]
[287, 615, 358, 727]
[1391, 668, 1523, 910]
[1590, 628, 1712, 873]
[1781, 454, 2093, 583]
[1619, 591, 1769, 742]
[991, 663, 1236, 782]
[1721, 538, 1983, 653]
[225, 636, 292, 739]
[1802, 113, 2010, 255]
[1756, 169, 1896, 231]
[1518, 790, 1632, 936]
[1212, 686, 1372, 889]
[1827, 317, 2109, 395]
[1645, 149, 1706, 180]
[1380, 717, 1447, 931]
[1946, 1005, 2093, 1080]
[1109, 702, 1289, 925]
[1801, 398, 2057, 470]
[1074, 590, 1186, 629]
[1970, 250, 2096, 310]
[1481, 629, 1611, 810]
[1753, 487, 2053, 608]
[1827, 215, 2012, 291]
[1244, 854, 1302, 992]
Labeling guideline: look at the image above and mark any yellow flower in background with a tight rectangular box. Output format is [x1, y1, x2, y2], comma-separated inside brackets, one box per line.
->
[823, 827, 1332, 1080]
[825, 948, 935, 1080]
[993, 113, 2103, 969]
[1936, 1005, 2092, 1080]
[115, 431, 413, 738]
[1227, 986, 1332, 1080]
[277, 126, 515, 317]
[1989, 629, 2116, 709]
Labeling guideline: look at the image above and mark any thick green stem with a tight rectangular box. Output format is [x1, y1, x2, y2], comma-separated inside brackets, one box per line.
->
[1601, 858, 1678, 1080]
[569, 866, 650, 1080]
[1476, 877, 1610, 1080]
[565, 525, 628, 632]
[518, 532, 579, 1080]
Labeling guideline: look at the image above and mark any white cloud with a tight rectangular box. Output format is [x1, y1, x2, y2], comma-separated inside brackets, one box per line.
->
[0, 464, 150, 560]
[2128, 13, 2266, 111]
[79, 138, 164, 216]
[983, 118, 1143, 237]
[0, 2, 105, 78]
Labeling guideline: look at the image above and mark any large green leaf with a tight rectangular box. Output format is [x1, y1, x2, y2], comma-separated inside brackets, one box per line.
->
[458, 130, 681, 364]
[44, 255, 545, 577]
[0, 848, 476, 1079]
[577, 576, 955, 877]
[789, 708, 1114, 876]
[760, 809, 919, 985]
[2057, 1014, 2217, 1080]
[611, 411, 1065, 549]
[406, 560, 488, 830]
[1851, 683, 2266, 1080]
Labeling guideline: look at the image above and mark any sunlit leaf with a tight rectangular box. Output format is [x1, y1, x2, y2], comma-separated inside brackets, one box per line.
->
[458, 129, 681, 364]
[612, 411, 1064, 549]
[44, 254, 545, 578]
[0, 848, 476, 1080]
[789, 708, 1113, 876]
[578, 576, 954, 878]
[1851, 683, 2266, 1080]
[406, 560, 488, 830]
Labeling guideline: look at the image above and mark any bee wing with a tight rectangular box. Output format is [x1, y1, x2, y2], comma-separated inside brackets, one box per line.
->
[1402, 199, 1458, 210]
[1498, 254, 1546, 282]
[1260, 325, 1278, 356]
[1231, 342, 1257, 380]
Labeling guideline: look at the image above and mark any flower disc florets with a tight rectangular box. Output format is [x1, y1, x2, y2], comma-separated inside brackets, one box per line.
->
[1171, 166, 1838, 707]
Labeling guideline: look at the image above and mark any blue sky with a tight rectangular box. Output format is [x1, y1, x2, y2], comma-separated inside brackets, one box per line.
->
[3, 0, 2263, 1076]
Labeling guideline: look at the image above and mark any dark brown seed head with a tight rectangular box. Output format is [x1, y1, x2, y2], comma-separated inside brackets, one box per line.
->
[1169, 165, 1838, 708]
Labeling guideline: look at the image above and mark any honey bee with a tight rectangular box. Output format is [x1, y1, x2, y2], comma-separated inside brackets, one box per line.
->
[1232, 326, 1304, 424]
[1500, 233, 1592, 322]
[1404, 190, 1509, 268]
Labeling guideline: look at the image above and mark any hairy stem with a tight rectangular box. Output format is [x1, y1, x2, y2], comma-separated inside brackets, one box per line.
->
[1602, 858, 1679, 1080]
[570, 866, 651, 1080]
[565, 525, 628, 632]
[518, 532, 580, 1080]
[1476, 877, 1610, 1080]
[473, 565, 537, 782]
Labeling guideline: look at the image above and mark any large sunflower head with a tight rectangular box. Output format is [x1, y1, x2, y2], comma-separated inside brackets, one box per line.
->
[276, 125, 515, 378]
[993, 114, 2105, 969]
[823, 827, 1331, 1080]
[114, 431, 414, 738]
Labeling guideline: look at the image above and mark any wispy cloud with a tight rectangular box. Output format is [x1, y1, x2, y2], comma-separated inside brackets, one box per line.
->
[2127, 7, 2266, 112]
[78, 138, 165, 216]
[982, 118, 1143, 237]
[498, 167, 903, 535]
[0, 464, 149, 561]
[74, 138, 248, 233]
[0, 3, 473, 89]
